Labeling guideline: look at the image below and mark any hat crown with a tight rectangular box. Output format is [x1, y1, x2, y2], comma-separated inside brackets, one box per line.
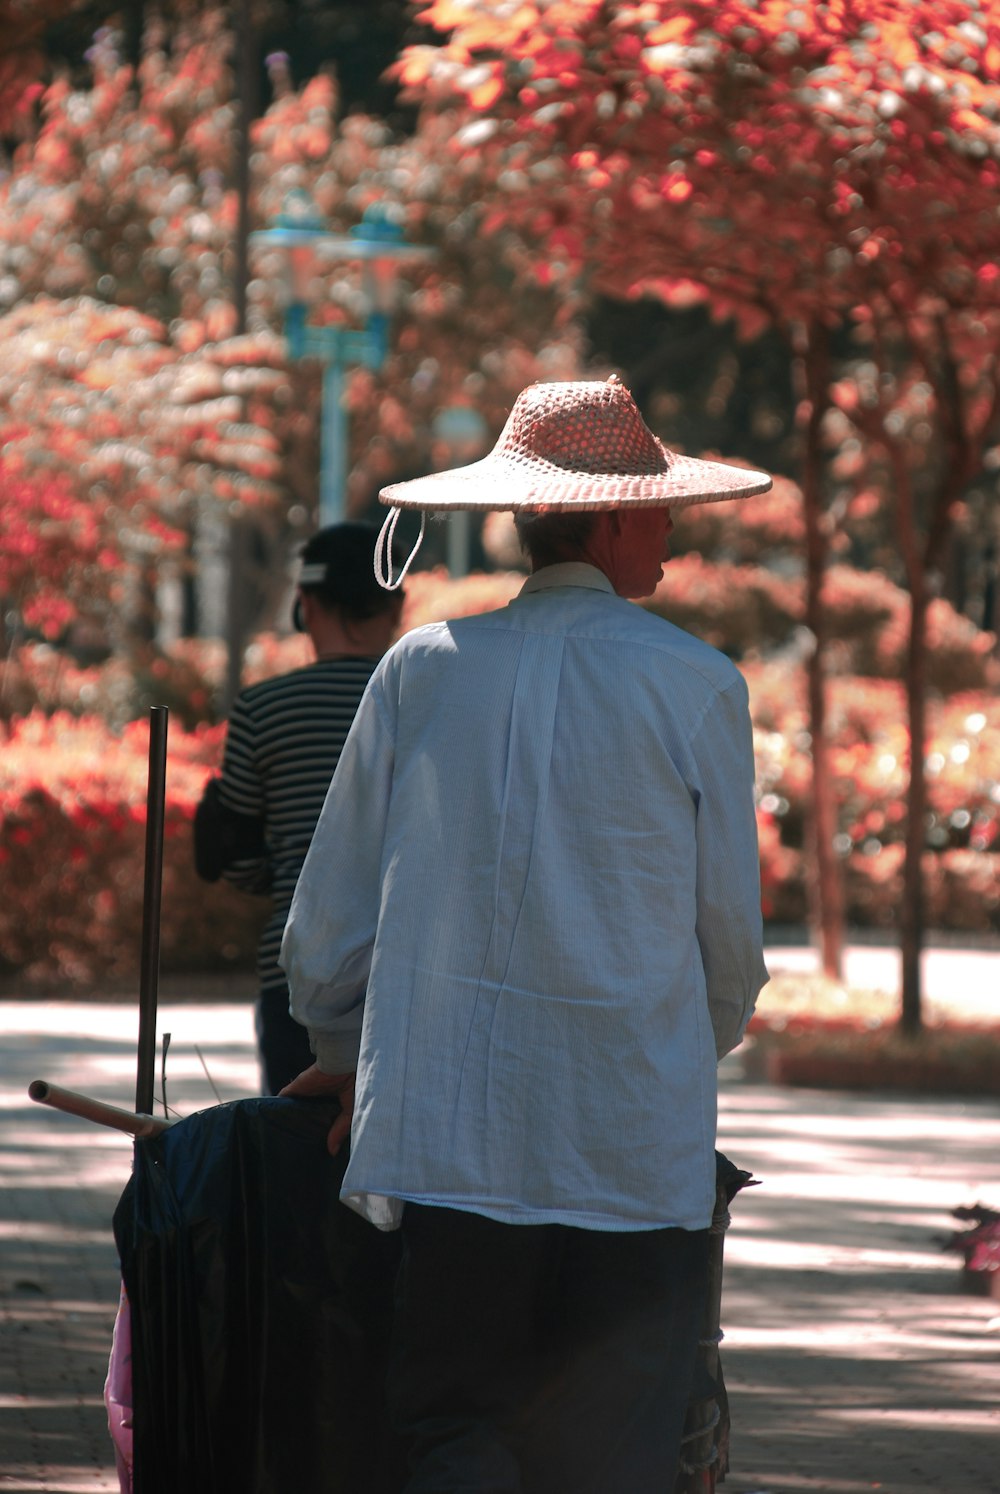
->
[501, 377, 668, 478]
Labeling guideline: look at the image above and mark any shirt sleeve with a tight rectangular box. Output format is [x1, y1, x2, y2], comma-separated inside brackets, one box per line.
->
[279, 680, 395, 1073]
[217, 693, 272, 895]
[691, 673, 769, 1058]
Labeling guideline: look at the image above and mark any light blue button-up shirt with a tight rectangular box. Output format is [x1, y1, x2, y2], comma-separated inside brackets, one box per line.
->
[282, 563, 768, 1232]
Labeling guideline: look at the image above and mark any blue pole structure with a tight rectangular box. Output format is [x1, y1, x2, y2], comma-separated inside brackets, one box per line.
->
[319, 353, 348, 525]
[447, 511, 471, 578]
[285, 299, 308, 360]
[252, 198, 436, 530]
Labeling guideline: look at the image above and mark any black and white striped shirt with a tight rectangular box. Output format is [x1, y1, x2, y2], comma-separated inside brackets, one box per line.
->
[218, 657, 379, 995]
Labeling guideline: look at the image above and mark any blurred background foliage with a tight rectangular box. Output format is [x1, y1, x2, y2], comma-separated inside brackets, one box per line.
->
[0, 0, 998, 1001]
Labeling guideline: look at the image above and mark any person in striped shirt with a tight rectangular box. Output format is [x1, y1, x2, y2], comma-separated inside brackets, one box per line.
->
[213, 521, 403, 1094]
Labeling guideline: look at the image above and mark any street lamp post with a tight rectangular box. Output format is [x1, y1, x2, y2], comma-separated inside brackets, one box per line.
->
[252, 194, 434, 525]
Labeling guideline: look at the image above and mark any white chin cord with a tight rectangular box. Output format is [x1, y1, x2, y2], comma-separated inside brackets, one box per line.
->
[375, 507, 426, 591]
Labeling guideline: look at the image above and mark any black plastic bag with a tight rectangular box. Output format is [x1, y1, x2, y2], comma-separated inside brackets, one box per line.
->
[113, 1096, 404, 1494]
[192, 776, 269, 884]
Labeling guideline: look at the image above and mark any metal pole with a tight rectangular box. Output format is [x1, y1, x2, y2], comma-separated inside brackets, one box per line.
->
[223, 0, 257, 712]
[136, 706, 168, 1118]
[319, 357, 348, 525]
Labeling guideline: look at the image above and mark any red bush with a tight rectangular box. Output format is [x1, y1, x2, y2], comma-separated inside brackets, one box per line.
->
[647, 553, 801, 653]
[400, 568, 524, 630]
[1, 651, 997, 989]
[0, 712, 261, 987]
[670, 473, 806, 559]
[1, 573, 997, 986]
[746, 664, 1000, 930]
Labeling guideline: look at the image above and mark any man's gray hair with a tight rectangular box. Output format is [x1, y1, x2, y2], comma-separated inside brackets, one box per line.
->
[513, 510, 598, 570]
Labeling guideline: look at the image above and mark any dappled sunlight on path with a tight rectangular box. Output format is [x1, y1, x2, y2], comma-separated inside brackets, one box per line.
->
[1, 1001, 259, 1493]
[717, 1073, 1000, 1492]
[3, 1001, 999, 1491]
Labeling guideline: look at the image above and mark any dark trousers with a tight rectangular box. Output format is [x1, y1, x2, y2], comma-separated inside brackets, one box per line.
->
[388, 1203, 709, 1494]
[255, 984, 314, 1095]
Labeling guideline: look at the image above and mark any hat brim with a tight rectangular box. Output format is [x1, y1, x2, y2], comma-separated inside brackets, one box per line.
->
[380, 443, 772, 511]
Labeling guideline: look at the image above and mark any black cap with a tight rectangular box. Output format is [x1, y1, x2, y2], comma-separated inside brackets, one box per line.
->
[297, 522, 403, 621]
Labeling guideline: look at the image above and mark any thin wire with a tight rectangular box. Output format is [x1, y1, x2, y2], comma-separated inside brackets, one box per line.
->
[194, 1044, 224, 1104]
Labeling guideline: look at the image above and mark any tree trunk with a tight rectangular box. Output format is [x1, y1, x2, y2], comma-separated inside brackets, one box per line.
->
[892, 321, 981, 1034]
[796, 324, 844, 978]
[886, 441, 927, 1035]
[124, 0, 146, 77]
[900, 569, 928, 1035]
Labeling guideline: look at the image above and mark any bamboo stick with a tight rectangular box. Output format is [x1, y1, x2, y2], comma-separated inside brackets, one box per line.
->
[28, 1080, 169, 1139]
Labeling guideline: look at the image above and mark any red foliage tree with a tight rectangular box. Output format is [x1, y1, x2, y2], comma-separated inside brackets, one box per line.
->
[397, 0, 1000, 1029]
[0, 9, 588, 680]
[0, 295, 290, 652]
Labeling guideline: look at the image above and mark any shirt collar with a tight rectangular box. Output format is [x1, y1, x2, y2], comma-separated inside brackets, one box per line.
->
[518, 562, 616, 597]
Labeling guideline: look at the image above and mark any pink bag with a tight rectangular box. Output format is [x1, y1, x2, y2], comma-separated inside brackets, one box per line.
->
[104, 1281, 133, 1494]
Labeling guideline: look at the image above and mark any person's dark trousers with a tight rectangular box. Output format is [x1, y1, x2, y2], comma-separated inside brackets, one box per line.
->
[255, 983, 315, 1095]
[388, 1203, 709, 1494]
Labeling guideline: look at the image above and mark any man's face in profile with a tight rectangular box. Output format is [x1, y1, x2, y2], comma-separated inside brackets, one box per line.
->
[613, 506, 675, 598]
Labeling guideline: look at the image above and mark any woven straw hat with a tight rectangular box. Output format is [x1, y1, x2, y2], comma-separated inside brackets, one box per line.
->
[380, 376, 772, 512]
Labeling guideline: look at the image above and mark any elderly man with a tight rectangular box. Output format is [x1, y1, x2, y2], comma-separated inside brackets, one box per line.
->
[280, 376, 770, 1493]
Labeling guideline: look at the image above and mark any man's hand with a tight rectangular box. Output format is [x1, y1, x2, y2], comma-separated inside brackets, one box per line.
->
[279, 1064, 356, 1156]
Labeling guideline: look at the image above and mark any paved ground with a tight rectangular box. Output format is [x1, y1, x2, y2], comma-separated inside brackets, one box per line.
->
[2, 943, 999, 1493]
